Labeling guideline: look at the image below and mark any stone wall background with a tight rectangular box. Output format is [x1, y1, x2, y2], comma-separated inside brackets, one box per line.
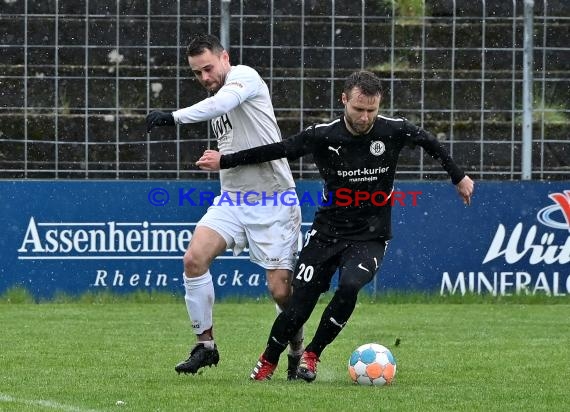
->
[1, 0, 568, 180]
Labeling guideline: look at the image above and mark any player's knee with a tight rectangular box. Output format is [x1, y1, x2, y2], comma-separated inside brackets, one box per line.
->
[341, 270, 372, 294]
[266, 269, 293, 306]
[183, 249, 210, 276]
[337, 279, 364, 297]
[268, 284, 291, 307]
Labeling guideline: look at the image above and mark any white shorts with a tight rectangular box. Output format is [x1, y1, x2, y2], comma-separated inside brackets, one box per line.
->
[196, 192, 301, 271]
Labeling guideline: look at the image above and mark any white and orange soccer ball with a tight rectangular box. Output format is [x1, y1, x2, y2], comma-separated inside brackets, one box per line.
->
[348, 343, 397, 386]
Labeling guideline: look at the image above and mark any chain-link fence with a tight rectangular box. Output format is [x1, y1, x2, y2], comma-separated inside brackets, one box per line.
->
[1, 0, 568, 180]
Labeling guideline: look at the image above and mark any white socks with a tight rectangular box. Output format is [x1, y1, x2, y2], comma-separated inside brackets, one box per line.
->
[184, 271, 215, 336]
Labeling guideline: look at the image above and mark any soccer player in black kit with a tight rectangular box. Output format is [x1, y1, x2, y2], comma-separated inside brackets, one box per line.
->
[197, 70, 474, 382]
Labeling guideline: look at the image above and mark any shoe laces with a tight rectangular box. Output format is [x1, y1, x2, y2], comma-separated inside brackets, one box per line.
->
[300, 351, 319, 372]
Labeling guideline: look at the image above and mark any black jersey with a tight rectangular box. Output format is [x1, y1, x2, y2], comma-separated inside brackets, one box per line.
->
[221, 115, 465, 241]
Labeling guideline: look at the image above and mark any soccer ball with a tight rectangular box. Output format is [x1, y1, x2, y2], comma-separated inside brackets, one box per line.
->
[348, 343, 397, 386]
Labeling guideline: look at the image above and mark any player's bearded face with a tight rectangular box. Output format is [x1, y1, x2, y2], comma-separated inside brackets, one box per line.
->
[189, 49, 230, 93]
[342, 89, 381, 135]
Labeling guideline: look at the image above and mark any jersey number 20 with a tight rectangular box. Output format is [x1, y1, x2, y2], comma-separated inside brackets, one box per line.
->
[296, 263, 315, 282]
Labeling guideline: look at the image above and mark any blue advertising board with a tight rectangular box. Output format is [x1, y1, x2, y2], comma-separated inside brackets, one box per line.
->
[0, 180, 569, 299]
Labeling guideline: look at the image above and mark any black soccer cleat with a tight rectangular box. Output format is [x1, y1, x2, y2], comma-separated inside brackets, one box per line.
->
[286, 354, 301, 380]
[175, 343, 219, 375]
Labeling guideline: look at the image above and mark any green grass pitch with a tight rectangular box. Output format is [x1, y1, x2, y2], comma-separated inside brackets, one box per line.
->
[1, 292, 569, 411]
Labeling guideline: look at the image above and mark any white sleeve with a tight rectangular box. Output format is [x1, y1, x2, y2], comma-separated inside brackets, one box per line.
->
[172, 66, 259, 124]
[172, 91, 240, 124]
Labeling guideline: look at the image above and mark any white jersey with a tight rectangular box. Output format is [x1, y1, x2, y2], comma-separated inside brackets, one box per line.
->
[172, 65, 295, 195]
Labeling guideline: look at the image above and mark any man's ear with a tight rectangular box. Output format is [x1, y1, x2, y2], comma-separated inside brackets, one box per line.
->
[341, 92, 348, 105]
[221, 50, 230, 64]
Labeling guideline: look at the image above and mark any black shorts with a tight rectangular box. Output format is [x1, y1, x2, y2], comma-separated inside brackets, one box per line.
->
[292, 229, 389, 294]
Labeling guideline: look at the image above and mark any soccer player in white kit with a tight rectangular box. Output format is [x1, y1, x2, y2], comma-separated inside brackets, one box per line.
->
[146, 33, 303, 377]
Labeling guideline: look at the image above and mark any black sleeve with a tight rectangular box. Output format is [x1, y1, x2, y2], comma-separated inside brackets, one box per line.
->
[402, 120, 465, 184]
[220, 128, 315, 169]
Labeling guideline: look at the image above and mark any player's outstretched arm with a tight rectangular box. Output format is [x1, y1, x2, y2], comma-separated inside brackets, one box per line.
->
[146, 110, 175, 132]
[196, 150, 222, 171]
[196, 140, 289, 170]
[197, 130, 313, 171]
[456, 175, 474, 205]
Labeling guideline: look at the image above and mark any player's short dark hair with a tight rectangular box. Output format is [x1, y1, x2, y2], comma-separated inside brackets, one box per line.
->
[343, 71, 383, 98]
[186, 33, 225, 57]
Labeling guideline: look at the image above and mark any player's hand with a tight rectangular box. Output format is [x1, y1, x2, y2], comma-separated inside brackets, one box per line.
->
[146, 110, 175, 132]
[456, 175, 474, 205]
[196, 149, 222, 171]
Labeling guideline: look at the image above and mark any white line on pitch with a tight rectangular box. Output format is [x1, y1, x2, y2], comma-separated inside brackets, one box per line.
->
[0, 392, 101, 412]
